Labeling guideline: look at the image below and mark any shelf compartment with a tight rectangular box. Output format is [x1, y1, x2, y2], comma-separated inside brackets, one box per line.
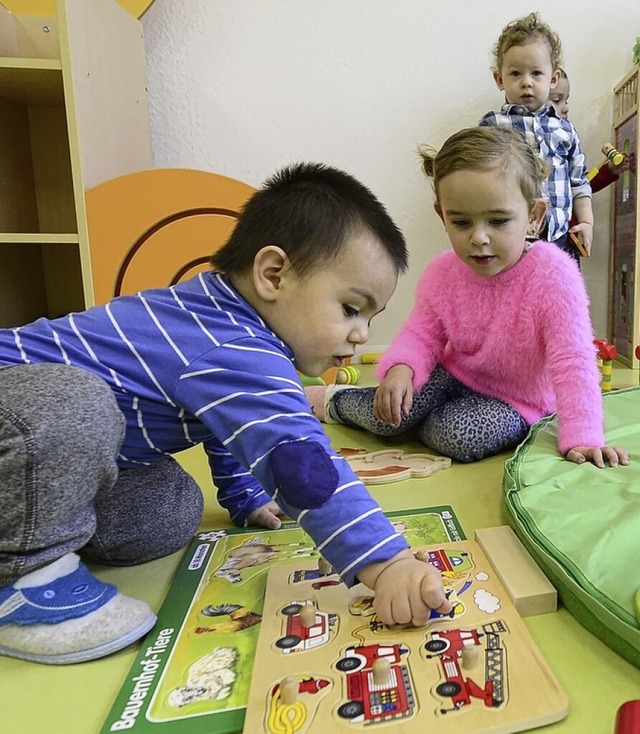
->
[0, 239, 84, 327]
[0, 6, 60, 61]
[0, 59, 63, 106]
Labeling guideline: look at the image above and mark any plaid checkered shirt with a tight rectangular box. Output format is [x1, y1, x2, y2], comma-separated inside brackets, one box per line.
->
[479, 103, 591, 242]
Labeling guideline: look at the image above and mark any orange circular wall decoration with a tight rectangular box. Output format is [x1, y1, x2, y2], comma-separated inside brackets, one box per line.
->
[85, 168, 256, 306]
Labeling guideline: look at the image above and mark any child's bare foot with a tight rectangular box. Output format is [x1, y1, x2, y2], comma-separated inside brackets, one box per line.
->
[246, 501, 283, 529]
[304, 384, 353, 423]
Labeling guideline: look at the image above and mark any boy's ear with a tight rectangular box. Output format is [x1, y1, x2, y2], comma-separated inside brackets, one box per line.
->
[528, 199, 548, 236]
[493, 70, 504, 90]
[252, 246, 291, 301]
[549, 69, 560, 91]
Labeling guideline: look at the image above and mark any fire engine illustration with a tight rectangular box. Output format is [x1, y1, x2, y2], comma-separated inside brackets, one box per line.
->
[424, 547, 473, 575]
[424, 620, 508, 714]
[274, 600, 338, 653]
[334, 642, 416, 725]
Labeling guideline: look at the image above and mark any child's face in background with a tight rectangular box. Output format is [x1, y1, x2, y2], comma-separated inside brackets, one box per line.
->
[494, 39, 559, 112]
[266, 232, 398, 377]
[549, 76, 570, 118]
[435, 165, 546, 278]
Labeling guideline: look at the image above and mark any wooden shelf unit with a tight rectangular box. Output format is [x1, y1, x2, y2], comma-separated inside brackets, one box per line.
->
[0, 0, 152, 327]
[609, 66, 640, 368]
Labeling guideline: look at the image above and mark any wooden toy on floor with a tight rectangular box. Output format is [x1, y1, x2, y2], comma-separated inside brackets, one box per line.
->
[100, 507, 465, 734]
[474, 526, 557, 617]
[242, 539, 568, 734]
[339, 448, 451, 484]
[359, 352, 382, 364]
[299, 365, 360, 387]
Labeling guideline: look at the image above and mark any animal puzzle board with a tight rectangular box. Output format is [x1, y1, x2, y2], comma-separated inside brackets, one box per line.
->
[100, 507, 464, 734]
[243, 541, 568, 734]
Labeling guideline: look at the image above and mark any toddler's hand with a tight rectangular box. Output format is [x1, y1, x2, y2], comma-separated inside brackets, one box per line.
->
[357, 551, 452, 626]
[246, 500, 284, 529]
[374, 364, 414, 426]
[566, 445, 629, 468]
[569, 222, 593, 256]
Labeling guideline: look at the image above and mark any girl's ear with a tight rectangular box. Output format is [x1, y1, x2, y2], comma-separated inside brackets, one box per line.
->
[528, 199, 548, 236]
[252, 246, 291, 302]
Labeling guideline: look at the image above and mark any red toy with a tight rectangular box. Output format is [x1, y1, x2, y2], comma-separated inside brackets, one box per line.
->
[570, 144, 626, 257]
[615, 700, 640, 733]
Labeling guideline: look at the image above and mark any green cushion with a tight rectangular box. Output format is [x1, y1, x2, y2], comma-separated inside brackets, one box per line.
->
[503, 387, 640, 668]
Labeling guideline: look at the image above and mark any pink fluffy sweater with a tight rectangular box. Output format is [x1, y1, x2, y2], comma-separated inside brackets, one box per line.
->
[376, 241, 604, 454]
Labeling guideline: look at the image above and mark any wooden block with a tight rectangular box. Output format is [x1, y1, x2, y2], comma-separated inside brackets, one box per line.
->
[474, 526, 557, 617]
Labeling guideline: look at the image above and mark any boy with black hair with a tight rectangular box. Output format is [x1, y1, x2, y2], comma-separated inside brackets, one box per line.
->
[0, 162, 450, 665]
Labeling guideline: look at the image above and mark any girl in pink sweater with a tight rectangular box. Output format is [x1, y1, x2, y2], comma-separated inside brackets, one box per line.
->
[308, 126, 628, 468]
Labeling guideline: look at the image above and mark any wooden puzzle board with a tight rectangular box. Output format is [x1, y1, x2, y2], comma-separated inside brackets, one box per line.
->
[243, 541, 568, 734]
[100, 507, 464, 734]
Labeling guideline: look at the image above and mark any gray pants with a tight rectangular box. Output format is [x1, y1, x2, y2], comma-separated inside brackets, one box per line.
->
[0, 364, 203, 584]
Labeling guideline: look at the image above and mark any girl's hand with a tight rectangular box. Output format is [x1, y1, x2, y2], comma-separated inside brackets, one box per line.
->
[566, 445, 629, 468]
[373, 364, 414, 426]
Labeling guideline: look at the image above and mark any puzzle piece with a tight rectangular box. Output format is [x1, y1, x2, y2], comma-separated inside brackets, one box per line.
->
[340, 448, 451, 484]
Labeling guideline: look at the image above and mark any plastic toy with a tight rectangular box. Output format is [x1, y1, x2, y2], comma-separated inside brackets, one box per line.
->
[571, 144, 625, 257]
[335, 365, 360, 384]
[299, 365, 360, 388]
[615, 700, 640, 733]
[359, 352, 382, 364]
[594, 339, 618, 392]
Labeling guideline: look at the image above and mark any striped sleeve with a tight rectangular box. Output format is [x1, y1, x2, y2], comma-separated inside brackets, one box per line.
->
[175, 340, 409, 586]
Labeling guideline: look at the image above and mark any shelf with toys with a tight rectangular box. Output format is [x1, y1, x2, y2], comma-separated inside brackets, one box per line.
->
[609, 65, 640, 368]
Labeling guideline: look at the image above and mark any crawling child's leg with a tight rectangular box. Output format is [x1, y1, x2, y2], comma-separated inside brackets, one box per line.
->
[84, 455, 204, 566]
[0, 364, 156, 664]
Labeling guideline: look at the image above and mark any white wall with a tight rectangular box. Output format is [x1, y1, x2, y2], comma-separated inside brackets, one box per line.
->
[142, 1, 640, 353]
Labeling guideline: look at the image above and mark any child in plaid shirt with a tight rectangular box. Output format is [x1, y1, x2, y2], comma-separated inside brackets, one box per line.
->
[479, 12, 593, 263]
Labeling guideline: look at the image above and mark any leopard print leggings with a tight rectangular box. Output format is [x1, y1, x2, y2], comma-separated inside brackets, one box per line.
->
[329, 366, 529, 463]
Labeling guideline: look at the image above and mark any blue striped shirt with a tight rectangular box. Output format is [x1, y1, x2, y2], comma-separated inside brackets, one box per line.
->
[479, 103, 591, 241]
[0, 272, 408, 586]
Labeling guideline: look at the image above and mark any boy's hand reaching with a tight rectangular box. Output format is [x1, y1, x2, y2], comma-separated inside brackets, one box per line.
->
[357, 550, 452, 626]
[246, 500, 285, 529]
[566, 445, 629, 468]
[374, 364, 414, 426]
